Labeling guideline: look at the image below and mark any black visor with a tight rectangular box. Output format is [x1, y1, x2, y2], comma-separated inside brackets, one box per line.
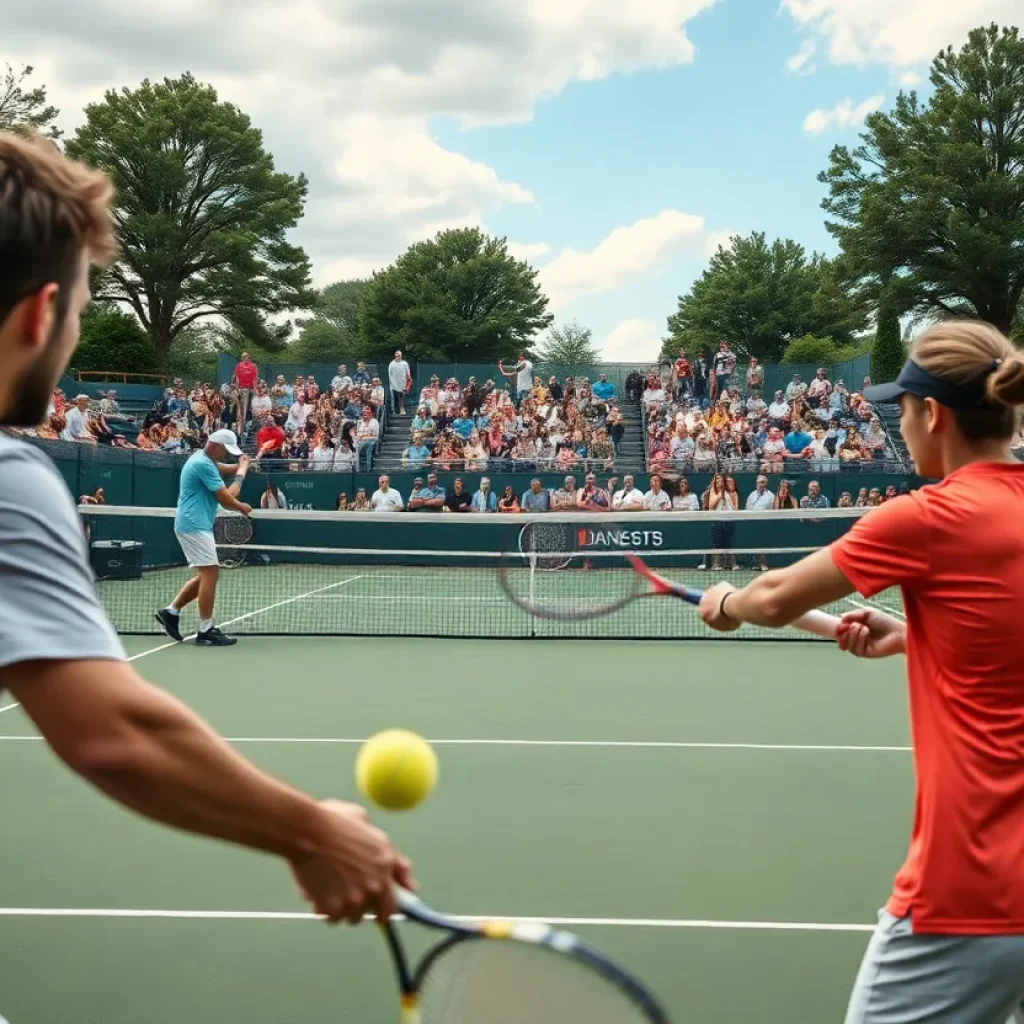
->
[863, 359, 996, 410]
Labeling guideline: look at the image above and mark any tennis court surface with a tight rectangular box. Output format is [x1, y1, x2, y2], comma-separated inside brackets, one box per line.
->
[0, 627, 912, 1021]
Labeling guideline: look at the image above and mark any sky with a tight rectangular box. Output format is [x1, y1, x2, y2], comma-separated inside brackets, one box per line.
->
[6, 0, 1019, 360]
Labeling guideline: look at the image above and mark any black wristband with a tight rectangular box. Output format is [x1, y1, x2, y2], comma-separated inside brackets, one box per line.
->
[719, 592, 734, 621]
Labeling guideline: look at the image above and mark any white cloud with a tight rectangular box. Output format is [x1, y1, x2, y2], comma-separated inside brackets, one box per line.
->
[6, 0, 721, 282]
[786, 40, 816, 75]
[781, 0, 1017, 70]
[899, 70, 922, 87]
[803, 93, 884, 135]
[703, 230, 738, 259]
[598, 320, 663, 363]
[540, 210, 706, 309]
[507, 242, 552, 264]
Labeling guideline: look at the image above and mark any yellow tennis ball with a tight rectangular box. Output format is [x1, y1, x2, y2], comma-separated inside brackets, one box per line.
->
[355, 729, 438, 811]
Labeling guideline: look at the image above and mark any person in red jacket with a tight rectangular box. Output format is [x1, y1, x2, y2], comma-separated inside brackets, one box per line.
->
[232, 352, 258, 434]
[255, 415, 285, 458]
[700, 320, 1024, 1022]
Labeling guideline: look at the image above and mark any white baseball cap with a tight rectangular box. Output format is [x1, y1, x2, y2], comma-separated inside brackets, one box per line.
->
[207, 429, 242, 456]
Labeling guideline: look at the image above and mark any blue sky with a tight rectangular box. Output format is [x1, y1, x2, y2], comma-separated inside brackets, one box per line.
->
[8, 0, 1016, 359]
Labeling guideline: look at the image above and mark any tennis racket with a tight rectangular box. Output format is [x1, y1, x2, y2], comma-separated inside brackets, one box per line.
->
[498, 551, 839, 639]
[383, 888, 672, 1023]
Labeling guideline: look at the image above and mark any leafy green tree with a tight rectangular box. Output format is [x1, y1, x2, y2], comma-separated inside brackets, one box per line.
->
[820, 24, 1024, 334]
[662, 232, 866, 362]
[536, 320, 599, 364]
[72, 304, 159, 374]
[292, 279, 369, 361]
[0, 64, 61, 139]
[781, 335, 840, 365]
[359, 228, 552, 362]
[873, 296, 906, 384]
[65, 73, 314, 367]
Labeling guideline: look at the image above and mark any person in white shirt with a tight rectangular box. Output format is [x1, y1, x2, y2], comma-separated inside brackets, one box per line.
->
[499, 354, 534, 405]
[250, 384, 272, 421]
[331, 364, 352, 391]
[746, 475, 775, 571]
[767, 391, 791, 427]
[785, 374, 807, 402]
[387, 350, 411, 415]
[370, 475, 404, 512]
[643, 474, 671, 511]
[355, 406, 380, 470]
[260, 480, 288, 510]
[672, 478, 700, 511]
[612, 474, 645, 511]
[60, 394, 95, 443]
[642, 383, 666, 408]
[285, 395, 310, 433]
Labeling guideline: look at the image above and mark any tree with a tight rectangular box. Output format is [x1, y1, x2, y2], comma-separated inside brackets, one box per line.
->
[661, 232, 867, 362]
[358, 228, 552, 362]
[72, 305, 159, 375]
[65, 74, 314, 368]
[873, 296, 906, 384]
[781, 335, 841, 364]
[0, 64, 61, 139]
[820, 24, 1024, 334]
[291, 279, 369, 362]
[536, 320, 599, 364]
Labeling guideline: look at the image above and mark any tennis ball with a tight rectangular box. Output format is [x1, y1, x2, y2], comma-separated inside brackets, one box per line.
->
[355, 729, 438, 811]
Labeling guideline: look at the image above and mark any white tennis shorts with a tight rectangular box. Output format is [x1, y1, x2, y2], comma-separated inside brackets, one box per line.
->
[175, 530, 218, 568]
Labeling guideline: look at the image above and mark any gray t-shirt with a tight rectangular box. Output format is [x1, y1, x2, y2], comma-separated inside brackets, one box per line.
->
[0, 435, 124, 693]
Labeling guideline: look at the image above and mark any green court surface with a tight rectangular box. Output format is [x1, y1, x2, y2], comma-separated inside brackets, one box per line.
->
[0, 635, 913, 1022]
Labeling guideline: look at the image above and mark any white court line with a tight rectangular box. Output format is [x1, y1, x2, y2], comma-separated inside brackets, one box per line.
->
[0, 703, 19, 715]
[848, 597, 907, 621]
[0, 907, 875, 932]
[126, 574, 366, 663]
[0, 735, 911, 752]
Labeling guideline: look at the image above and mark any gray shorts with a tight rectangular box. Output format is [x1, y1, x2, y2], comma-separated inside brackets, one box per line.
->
[845, 910, 1024, 1024]
[175, 531, 218, 568]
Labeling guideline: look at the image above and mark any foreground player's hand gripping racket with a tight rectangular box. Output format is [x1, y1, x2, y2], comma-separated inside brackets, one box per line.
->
[382, 888, 673, 1023]
[498, 550, 840, 639]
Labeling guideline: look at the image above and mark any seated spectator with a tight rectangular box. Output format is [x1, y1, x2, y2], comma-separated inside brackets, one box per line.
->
[452, 407, 474, 440]
[745, 357, 764, 394]
[746, 391, 767, 419]
[286, 428, 310, 461]
[860, 416, 890, 458]
[854, 487, 870, 507]
[521, 478, 551, 512]
[838, 426, 868, 463]
[355, 405, 380, 470]
[310, 434, 336, 471]
[576, 473, 610, 511]
[784, 419, 814, 460]
[444, 477, 471, 513]
[672, 477, 700, 511]
[256, 415, 286, 458]
[370, 474, 403, 511]
[785, 374, 807, 402]
[805, 368, 831, 409]
[261, 480, 288, 510]
[498, 486, 521, 512]
[767, 391, 790, 428]
[800, 479, 831, 522]
[642, 378, 666, 407]
[408, 472, 446, 512]
[670, 425, 695, 468]
[774, 479, 798, 510]
[551, 476, 578, 510]
[883, 484, 898, 502]
[746, 475, 775, 511]
[471, 477, 498, 513]
[410, 406, 436, 439]
[402, 432, 431, 470]
[837, 491, 853, 508]
[351, 487, 371, 511]
[693, 427, 717, 471]
[334, 436, 357, 471]
[286, 394, 310, 433]
[464, 430, 489, 471]
[251, 383, 273, 421]
[336, 493, 349, 511]
[761, 428, 786, 471]
[613, 474, 645, 511]
[353, 362, 371, 385]
[61, 395, 96, 443]
[331, 364, 352, 391]
[79, 487, 106, 506]
[643, 474, 671, 511]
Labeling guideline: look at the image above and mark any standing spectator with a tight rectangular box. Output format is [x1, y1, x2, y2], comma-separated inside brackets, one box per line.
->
[746, 474, 775, 511]
[613, 474, 645, 511]
[260, 479, 287, 510]
[643, 474, 671, 511]
[806, 368, 832, 410]
[370, 475, 403, 511]
[60, 394, 96, 443]
[521, 478, 551, 512]
[785, 373, 807, 402]
[355, 406, 380, 470]
[745, 357, 764, 394]
[498, 353, 534, 406]
[673, 349, 692, 398]
[576, 473, 610, 511]
[387, 350, 411, 415]
[444, 477, 471, 513]
[711, 340, 737, 402]
[471, 477, 498, 512]
[232, 352, 258, 433]
[352, 362, 371, 385]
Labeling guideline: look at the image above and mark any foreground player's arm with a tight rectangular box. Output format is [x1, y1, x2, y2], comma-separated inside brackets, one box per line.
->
[700, 497, 928, 645]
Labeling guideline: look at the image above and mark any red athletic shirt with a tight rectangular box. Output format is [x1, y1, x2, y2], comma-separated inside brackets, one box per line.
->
[256, 424, 285, 453]
[234, 360, 258, 389]
[830, 462, 1024, 933]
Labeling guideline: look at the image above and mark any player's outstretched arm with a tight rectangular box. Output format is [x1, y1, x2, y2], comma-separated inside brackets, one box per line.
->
[6, 659, 413, 923]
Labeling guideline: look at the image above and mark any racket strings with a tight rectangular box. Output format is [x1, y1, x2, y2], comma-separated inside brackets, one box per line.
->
[418, 939, 658, 1023]
[497, 559, 648, 621]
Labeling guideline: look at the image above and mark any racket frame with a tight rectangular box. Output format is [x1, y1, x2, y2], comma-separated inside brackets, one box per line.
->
[383, 889, 672, 1023]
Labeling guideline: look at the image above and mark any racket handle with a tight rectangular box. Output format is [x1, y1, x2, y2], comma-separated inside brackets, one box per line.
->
[672, 585, 840, 640]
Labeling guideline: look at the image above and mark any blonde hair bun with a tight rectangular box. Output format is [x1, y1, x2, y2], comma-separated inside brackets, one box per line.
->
[986, 353, 1024, 408]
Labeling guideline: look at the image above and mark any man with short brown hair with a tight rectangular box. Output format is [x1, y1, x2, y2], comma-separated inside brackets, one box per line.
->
[0, 134, 412, 981]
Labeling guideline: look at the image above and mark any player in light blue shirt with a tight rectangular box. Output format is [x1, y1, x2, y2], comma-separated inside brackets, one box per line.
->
[156, 429, 253, 646]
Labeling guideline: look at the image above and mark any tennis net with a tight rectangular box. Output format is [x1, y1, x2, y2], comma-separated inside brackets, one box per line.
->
[79, 505, 900, 640]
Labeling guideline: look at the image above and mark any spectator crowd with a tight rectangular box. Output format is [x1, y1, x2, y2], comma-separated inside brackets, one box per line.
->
[644, 342, 901, 474]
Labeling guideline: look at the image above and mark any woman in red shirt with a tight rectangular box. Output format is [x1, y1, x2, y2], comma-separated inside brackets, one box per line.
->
[700, 321, 1024, 1022]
